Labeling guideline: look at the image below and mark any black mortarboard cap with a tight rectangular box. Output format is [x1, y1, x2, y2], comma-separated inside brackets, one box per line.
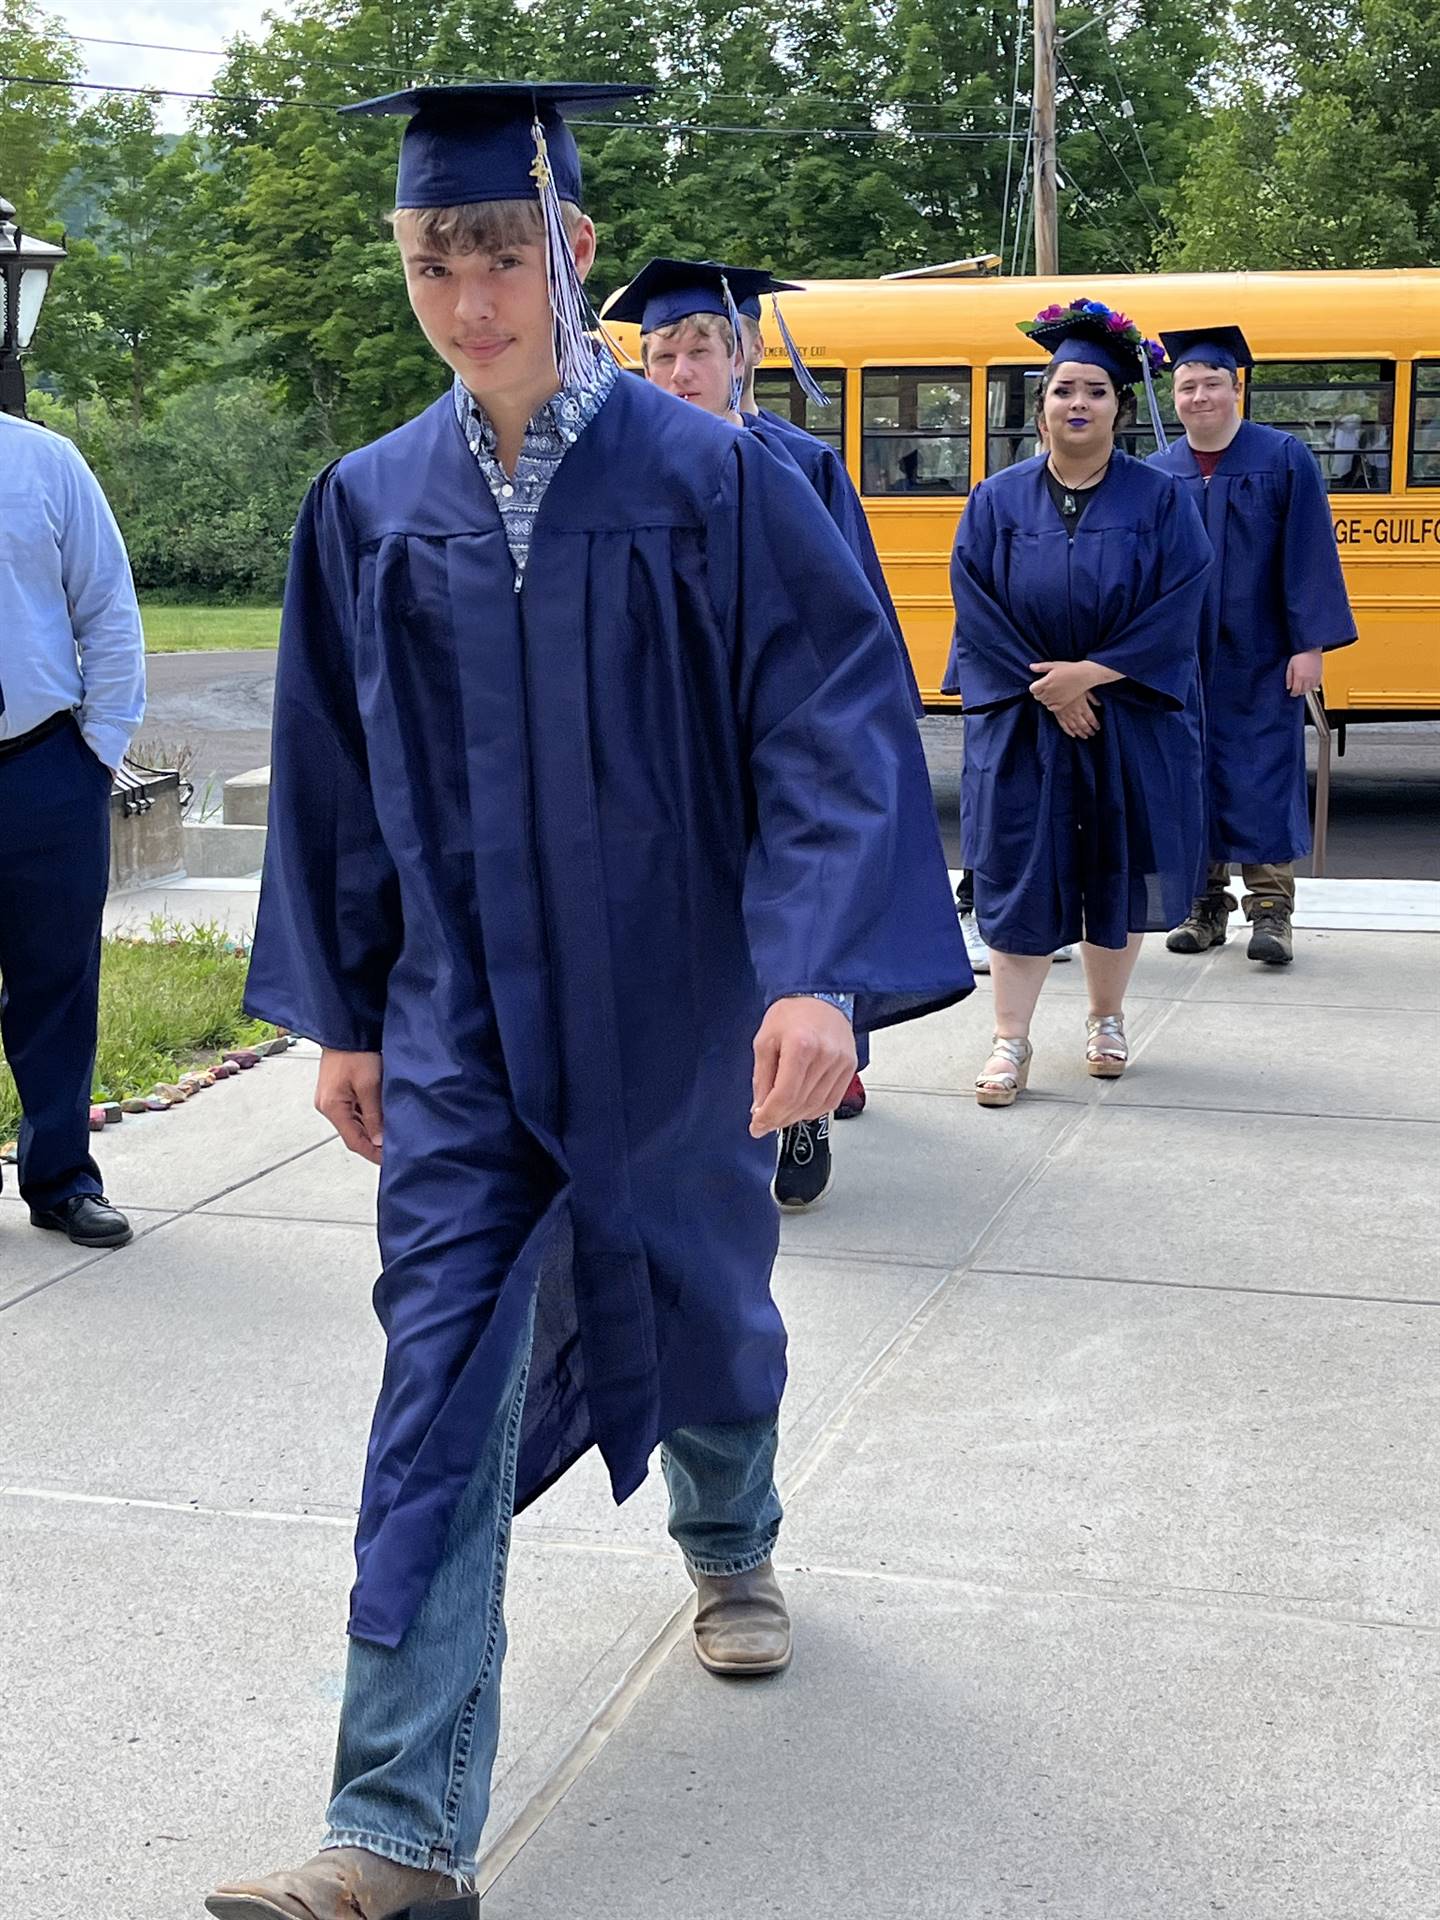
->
[1160, 325, 1254, 373]
[1027, 314, 1146, 386]
[341, 82, 652, 209]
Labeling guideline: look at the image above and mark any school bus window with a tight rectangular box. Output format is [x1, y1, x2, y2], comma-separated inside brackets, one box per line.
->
[986, 365, 1178, 474]
[1408, 363, 1440, 487]
[753, 368, 845, 451]
[986, 366, 1042, 473]
[1246, 361, 1396, 493]
[862, 368, 970, 497]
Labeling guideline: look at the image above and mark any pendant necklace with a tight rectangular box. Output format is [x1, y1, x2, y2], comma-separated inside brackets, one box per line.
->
[1049, 454, 1111, 516]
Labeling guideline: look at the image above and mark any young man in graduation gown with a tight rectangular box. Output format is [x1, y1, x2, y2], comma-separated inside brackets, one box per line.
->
[208, 84, 969, 1920]
[1151, 327, 1356, 965]
[608, 255, 922, 1204]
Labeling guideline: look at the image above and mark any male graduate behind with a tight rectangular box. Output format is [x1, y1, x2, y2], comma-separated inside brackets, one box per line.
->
[608, 256, 924, 1203]
[732, 268, 933, 1122]
[1152, 326, 1356, 965]
[208, 83, 969, 1920]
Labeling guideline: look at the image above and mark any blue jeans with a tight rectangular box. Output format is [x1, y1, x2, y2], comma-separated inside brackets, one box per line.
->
[323, 1319, 781, 1879]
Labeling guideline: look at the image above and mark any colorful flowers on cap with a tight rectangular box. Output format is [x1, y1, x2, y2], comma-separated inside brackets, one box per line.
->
[1019, 297, 1165, 374]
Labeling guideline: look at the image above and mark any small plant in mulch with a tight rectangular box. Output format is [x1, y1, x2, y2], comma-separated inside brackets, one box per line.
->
[0, 919, 301, 1157]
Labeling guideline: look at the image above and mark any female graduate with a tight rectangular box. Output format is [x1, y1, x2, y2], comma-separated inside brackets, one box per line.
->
[944, 299, 1213, 1106]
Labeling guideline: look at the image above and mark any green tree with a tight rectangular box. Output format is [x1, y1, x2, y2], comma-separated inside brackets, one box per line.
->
[200, 0, 469, 446]
[36, 377, 321, 599]
[1160, 0, 1439, 267]
[0, 0, 80, 227]
[35, 94, 215, 420]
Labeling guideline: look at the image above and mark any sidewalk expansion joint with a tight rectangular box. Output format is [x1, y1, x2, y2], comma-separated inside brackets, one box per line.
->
[0, 1483, 356, 1527]
[773, 1556, 1440, 1638]
[0, 1136, 344, 1318]
[972, 1263, 1440, 1311]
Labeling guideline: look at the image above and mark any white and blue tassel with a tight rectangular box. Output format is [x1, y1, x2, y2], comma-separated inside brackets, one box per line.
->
[770, 294, 831, 409]
[531, 116, 608, 392]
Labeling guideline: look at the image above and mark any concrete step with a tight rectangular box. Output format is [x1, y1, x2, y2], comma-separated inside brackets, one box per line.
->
[222, 764, 270, 827]
[182, 820, 266, 879]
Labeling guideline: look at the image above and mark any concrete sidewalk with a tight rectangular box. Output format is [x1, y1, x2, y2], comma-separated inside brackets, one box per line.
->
[2, 925, 1437, 1918]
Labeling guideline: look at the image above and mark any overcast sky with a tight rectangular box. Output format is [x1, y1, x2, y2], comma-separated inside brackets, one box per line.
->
[59, 2, 282, 131]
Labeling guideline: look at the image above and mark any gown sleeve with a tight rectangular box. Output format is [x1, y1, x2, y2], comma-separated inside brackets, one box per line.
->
[1091, 478, 1213, 709]
[707, 433, 971, 1031]
[243, 466, 403, 1051]
[811, 448, 924, 715]
[1282, 439, 1358, 655]
[944, 482, 1040, 709]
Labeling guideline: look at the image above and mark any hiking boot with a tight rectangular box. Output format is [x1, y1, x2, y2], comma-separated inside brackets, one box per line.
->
[1246, 898, 1294, 965]
[773, 1115, 832, 1210]
[834, 1073, 867, 1120]
[1166, 891, 1235, 954]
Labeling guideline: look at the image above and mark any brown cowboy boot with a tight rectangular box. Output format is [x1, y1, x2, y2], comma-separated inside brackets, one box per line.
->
[1166, 888, 1235, 954]
[204, 1847, 471, 1920]
[689, 1558, 792, 1676]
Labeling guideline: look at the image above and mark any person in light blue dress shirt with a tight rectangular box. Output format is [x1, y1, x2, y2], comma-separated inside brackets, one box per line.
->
[0, 410, 145, 1248]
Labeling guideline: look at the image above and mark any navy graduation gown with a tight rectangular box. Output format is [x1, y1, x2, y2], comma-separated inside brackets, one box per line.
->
[747, 409, 922, 714]
[943, 451, 1212, 954]
[1150, 420, 1356, 865]
[246, 374, 970, 1646]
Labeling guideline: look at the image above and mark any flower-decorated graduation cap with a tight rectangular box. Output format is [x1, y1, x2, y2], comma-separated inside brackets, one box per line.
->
[342, 81, 653, 388]
[606, 256, 831, 409]
[1160, 325, 1254, 374]
[1020, 297, 1169, 449]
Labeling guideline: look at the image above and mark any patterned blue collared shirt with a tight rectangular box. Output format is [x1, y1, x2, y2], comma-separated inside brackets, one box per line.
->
[454, 351, 618, 591]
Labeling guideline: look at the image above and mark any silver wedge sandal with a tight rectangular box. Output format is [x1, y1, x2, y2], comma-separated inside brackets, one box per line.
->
[1085, 1013, 1129, 1079]
[975, 1034, 1033, 1108]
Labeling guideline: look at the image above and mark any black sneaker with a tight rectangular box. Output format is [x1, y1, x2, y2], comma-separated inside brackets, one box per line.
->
[1246, 900, 1294, 965]
[1166, 891, 1234, 953]
[30, 1193, 133, 1248]
[773, 1115, 832, 1210]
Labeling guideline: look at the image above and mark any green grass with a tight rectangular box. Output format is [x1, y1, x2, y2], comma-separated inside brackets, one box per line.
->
[142, 604, 280, 653]
[0, 923, 277, 1146]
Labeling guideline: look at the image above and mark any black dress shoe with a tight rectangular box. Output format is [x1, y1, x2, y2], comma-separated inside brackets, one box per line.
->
[29, 1193, 133, 1248]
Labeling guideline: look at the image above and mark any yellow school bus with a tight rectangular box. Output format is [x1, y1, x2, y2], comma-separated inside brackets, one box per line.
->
[630, 269, 1440, 715]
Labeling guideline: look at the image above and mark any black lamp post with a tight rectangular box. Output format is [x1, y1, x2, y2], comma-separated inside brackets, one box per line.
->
[0, 195, 67, 418]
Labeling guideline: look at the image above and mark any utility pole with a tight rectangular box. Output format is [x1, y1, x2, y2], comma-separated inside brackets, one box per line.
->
[1032, 0, 1059, 275]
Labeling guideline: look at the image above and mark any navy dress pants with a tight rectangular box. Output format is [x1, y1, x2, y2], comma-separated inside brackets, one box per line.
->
[0, 719, 112, 1210]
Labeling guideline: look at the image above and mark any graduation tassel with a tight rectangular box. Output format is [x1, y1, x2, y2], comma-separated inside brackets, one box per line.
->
[1140, 353, 1168, 453]
[531, 115, 606, 392]
[719, 272, 745, 414]
[771, 294, 831, 408]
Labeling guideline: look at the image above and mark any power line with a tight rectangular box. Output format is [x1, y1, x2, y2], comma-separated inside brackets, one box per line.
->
[1057, 169, 1135, 270]
[1009, 109, 1036, 275]
[1055, 46, 1164, 236]
[1101, 44, 1159, 189]
[998, 2, 1027, 268]
[60, 31, 1029, 126]
[0, 70, 1024, 140]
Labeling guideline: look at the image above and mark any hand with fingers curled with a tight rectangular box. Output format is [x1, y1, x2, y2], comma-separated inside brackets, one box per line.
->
[749, 998, 857, 1140]
[1286, 647, 1324, 698]
[1052, 691, 1102, 739]
[316, 1049, 385, 1165]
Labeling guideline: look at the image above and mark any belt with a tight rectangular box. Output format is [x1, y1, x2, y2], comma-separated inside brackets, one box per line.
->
[0, 709, 75, 764]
